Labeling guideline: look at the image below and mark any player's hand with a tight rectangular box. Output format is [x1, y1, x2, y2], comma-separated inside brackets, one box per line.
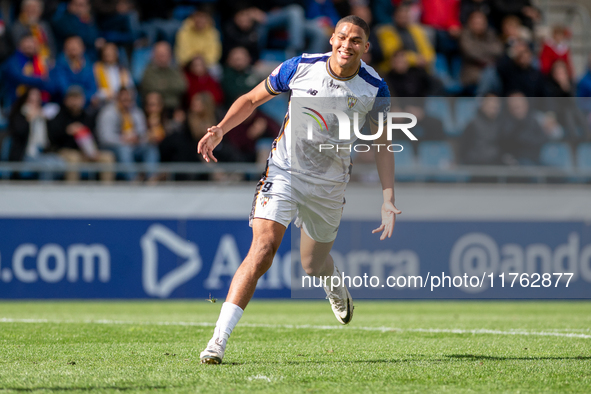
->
[197, 126, 224, 163]
[372, 201, 401, 240]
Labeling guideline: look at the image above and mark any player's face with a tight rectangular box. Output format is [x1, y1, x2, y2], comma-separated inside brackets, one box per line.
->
[330, 23, 369, 69]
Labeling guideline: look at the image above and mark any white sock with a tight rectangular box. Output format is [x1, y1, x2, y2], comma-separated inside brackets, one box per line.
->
[212, 302, 244, 342]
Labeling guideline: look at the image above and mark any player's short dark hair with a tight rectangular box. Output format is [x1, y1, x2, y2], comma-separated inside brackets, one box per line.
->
[335, 15, 370, 40]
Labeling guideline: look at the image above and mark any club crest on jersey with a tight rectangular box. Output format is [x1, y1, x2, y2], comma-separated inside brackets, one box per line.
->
[347, 96, 358, 109]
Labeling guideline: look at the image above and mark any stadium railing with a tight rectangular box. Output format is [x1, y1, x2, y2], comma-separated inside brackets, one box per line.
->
[1, 161, 590, 183]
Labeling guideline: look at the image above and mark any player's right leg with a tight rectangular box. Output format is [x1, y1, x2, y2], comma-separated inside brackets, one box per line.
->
[200, 218, 286, 364]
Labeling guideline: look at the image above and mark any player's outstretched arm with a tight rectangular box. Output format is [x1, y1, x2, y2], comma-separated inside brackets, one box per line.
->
[370, 121, 401, 240]
[198, 81, 275, 163]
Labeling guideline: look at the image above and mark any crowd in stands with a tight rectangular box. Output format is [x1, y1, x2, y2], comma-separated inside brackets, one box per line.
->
[0, 0, 590, 182]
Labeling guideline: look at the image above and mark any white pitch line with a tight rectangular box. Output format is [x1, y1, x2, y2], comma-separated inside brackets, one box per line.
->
[0, 318, 590, 339]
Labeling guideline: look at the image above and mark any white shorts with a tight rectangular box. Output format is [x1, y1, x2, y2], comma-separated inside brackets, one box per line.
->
[249, 164, 346, 243]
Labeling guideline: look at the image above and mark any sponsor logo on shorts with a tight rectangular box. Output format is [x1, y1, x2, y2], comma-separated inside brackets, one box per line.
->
[259, 196, 270, 208]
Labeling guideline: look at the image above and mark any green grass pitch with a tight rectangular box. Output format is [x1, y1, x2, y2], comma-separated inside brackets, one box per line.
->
[1, 301, 590, 393]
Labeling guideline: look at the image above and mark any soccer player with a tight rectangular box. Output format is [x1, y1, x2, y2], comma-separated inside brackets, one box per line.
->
[198, 15, 401, 364]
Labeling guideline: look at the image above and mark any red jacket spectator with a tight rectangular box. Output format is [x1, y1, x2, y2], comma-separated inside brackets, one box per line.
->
[539, 26, 573, 78]
[184, 56, 224, 107]
[421, 0, 461, 30]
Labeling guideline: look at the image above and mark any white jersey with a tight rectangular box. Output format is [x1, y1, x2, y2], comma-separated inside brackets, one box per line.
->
[265, 52, 390, 184]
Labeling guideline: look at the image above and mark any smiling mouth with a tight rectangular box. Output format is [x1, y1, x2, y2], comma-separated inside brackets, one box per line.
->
[338, 51, 353, 59]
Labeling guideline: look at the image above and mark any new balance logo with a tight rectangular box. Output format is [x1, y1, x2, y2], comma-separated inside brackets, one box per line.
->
[307, 89, 318, 96]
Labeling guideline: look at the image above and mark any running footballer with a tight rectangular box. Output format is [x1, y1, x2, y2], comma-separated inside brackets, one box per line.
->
[197, 15, 401, 364]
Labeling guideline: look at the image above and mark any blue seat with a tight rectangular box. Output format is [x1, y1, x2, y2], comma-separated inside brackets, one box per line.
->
[259, 49, 287, 63]
[434, 53, 463, 95]
[131, 47, 153, 85]
[425, 97, 455, 136]
[540, 142, 574, 170]
[418, 141, 454, 168]
[392, 140, 416, 182]
[454, 97, 479, 136]
[576, 142, 591, 181]
[0, 135, 11, 179]
[577, 142, 591, 169]
[417, 141, 466, 182]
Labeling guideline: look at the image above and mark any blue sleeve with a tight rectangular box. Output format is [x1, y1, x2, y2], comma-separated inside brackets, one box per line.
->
[368, 80, 391, 124]
[265, 56, 301, 95]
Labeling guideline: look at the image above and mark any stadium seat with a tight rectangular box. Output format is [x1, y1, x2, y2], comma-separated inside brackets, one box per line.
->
[131, 47, 153, 84]
[425, 97, 455, 136]
[259, 94, 289, 125]
[417, 141, 466, 182]
[0, 134, 10, 162]
[259, 49, 288, 63]
[0, 135, 11, 179]
[454, 97, 479, 136]
[434, 53, 463, 95]
[576, 142, 591, 181]
[540, 142, 574, 170]
[392, 140, 416, 182]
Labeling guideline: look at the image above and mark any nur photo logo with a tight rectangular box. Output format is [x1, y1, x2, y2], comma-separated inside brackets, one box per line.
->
[302, 108, 418, 153]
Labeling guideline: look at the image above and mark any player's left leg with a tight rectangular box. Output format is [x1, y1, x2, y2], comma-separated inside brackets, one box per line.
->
[300, 228, 354, 325]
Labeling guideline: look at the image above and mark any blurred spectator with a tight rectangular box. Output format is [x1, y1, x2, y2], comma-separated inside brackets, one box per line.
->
[544, 61, 574, 98]
[257, 2, 327, 56]
[420, 0, 462, 60]
[499, 92, 546, 165]
[332, 0, 351, 18]
[385, 50, 433, 97]
[175, 9, 221, 68]
[91, 0, 140, 47]
[497, 41, 544, 97]
[351, 4, 383, 66]
[14, 0, 63, 21]
[402, 102, 445, 141]
[96, 87, 159, 181]
[143, 91, 182, 148]
[371, 0, 395, 26]
[184, 56, 224, 107]
[305, 0, 341, 37]
[576, 55, 591, 126]
[3, 34, 53, 106]
[460, 0, 492, 26]
[8, 87, 65, 179]
[0, 16, 14, 64]
[159, 92, 216, 165]
[93, 42, 135, 104]
[490, 0, 540, 31]
[539, 25, 573, 79]
[543, 61, 587, 142]
[53, 36, 97, 104]
[47, 86, 115, 182]
[500, 15, 531, 50]
[221, 47, 260, 108]
[375, 4, 435, 74]
[140, 41, 187, 115]
[223, 6, 262, 62]
[460, 94, 502, 164]
[11, 0, 56, 61]
[459, 11, 502, 88]
[225, 110, 280, 162]
[51, 0, 103, 55]
[136, 0, 180, 46]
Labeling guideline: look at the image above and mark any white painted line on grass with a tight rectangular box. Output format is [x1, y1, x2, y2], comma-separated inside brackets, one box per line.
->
[0, 318, 590, 339]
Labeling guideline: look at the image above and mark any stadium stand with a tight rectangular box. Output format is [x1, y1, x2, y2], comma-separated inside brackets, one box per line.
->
[0, 0, 589, 183]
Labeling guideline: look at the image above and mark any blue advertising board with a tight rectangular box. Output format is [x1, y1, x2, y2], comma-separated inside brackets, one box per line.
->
[0, 218, 589, 299]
